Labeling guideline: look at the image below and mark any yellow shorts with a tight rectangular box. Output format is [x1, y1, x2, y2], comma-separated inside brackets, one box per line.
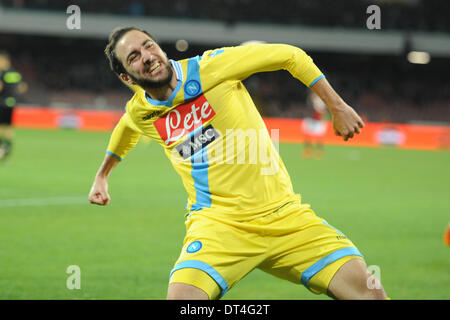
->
[169, 199, 364, 299]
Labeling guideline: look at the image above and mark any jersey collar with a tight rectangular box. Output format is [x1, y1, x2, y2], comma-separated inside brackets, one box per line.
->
[144, 59, 183, 107]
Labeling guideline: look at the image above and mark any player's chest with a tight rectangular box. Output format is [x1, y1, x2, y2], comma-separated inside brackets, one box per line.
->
[134, 93, 220, 148]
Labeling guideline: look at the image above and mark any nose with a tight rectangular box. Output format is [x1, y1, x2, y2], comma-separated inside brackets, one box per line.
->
[141, 49, 153, 65]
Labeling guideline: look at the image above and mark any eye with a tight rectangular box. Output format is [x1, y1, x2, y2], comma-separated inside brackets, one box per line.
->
[129, 54, 138, 64]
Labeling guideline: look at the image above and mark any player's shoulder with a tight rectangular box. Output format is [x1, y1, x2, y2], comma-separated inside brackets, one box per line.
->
[124, 88, 146, 113]
[197, 44, 272, 66]
[173, 47, 235, 71]
[200, 46, 234, 60]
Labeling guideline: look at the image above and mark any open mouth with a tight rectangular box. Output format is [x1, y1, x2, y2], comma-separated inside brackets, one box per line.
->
[149, 62, 160, 75]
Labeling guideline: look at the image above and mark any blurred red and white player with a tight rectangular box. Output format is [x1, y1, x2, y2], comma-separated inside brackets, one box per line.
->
[301, 91, 328, 159]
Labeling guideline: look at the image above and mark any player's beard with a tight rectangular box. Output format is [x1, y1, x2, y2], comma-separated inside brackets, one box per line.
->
[128, 64, 173, 90]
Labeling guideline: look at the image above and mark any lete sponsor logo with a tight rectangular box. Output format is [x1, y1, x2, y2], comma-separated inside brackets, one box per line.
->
[154, 94, 216, 145]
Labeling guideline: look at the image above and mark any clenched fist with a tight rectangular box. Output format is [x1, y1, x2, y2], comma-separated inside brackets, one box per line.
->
[88, 177, 111, 206]
[330, 103, 365, 141]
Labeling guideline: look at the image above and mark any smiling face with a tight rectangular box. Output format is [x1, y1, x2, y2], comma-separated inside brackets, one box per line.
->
[115, 30, 173, 89]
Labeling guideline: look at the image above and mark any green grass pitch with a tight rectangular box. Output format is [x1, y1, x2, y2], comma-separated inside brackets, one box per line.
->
[0, 128, 448, 299]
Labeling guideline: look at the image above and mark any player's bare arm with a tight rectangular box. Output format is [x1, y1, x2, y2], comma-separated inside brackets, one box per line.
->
[88, 153, 120, 206]
[310, 77, 364, 141]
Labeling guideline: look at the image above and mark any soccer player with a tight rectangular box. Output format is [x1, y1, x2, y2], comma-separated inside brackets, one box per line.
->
[0, 51, 25, 162]
[88, 27, 388, 300]
[301, 91, 328, 160]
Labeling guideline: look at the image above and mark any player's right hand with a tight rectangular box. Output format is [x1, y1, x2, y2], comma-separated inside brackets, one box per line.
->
[88, 178, 111, 206]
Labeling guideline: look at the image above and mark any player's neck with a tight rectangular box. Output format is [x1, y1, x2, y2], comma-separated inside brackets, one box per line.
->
[144, 66, 178, 102]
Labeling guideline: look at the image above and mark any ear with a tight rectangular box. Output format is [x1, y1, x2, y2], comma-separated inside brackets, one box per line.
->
[120, 73, 135, 85]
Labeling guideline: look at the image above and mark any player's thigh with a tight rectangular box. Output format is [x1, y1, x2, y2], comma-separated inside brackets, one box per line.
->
[167, 269, 212, 300]
[258, 205, 364, 295]
[327, 257, 387, 300]
[169, 268, 219, 300]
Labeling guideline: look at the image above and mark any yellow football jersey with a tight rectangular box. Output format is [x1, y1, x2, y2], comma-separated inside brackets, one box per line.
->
[106, 43, 324, 219]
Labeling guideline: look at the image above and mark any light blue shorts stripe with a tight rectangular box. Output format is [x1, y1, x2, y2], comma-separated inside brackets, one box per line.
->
[169, 260, 229, 297]
[301, 247, 363, 290]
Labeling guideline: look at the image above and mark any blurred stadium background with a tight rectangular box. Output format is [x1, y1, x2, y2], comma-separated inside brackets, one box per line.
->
[0, 0, 448, 300]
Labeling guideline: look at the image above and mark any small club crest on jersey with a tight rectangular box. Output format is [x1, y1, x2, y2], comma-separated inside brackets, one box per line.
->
[184, 80, 201, 97]
[186, 241, 202, 253]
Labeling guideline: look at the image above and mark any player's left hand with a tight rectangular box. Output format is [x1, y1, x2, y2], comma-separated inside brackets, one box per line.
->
[330, 103, 365, 141]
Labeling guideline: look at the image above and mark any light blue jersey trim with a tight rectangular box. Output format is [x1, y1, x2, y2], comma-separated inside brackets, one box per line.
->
[322, 221, 344, 235]
[183, 56, 203, 99]
[106, 150, 122, 161]
[172, 59, 184, 81]
[169, 260, 229, 297]
[188, 125, 212, 211]
[144, 60, 183, 107]
[301, 247, 363, 291]
[308, 74, 325, 88]
[208, 49, 224, 58]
